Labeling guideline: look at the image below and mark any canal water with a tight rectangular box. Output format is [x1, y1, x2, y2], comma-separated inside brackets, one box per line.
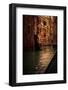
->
[23, 46, 57, 75]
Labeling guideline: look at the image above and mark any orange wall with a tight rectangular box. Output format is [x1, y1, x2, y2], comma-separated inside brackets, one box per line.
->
[23, 15, 57, 50]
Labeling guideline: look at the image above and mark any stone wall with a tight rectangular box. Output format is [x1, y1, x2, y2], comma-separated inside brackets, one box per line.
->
[23, 15, 57, 50]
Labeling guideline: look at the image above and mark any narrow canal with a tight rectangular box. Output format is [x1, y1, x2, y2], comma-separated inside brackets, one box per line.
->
[23, 46, 57, 75]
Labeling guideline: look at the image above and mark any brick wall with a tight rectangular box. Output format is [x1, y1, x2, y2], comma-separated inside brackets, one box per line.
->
[23, 15, 57, 50]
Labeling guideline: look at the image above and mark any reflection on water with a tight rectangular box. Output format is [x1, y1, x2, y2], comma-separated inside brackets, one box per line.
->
[34, 46, 56, 73]
[23, 46, 57, 75]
